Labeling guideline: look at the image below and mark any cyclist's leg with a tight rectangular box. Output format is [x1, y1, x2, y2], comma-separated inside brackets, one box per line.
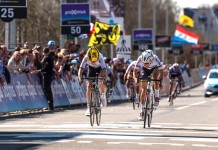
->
[178, 75, 183, 93]
[168, 78, 174, 102]
[138, 81, 147, 120]
[100, 68, 107, 107]
[85, 80, 92, 116]
[152, 69, 161, 106]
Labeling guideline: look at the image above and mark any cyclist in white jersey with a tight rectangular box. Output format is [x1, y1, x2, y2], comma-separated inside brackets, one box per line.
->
[124, 60, 142, 100]
[133, 49, 165, 121]
[78, 47, 107, 116]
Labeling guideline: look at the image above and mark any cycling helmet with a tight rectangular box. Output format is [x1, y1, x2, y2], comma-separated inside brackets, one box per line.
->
[71, 59, 78, 65]
[86, 47, 99, 62]
[141, 49, 154, 63]
[112, 58, 119, 63]
[47, 40, 55, 46]
[173, 63, 179, 68]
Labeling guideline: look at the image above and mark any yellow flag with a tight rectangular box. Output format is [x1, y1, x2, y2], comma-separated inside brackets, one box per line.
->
[88, 21, 121, 46]
[178, 15, 194, 28]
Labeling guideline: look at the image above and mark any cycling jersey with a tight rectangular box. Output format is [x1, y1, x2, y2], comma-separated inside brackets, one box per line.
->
[125, 61, 137, 74]
[80, 53, 106, 69]
[168, 66, 182, 78]
[136, 55, 164, 70]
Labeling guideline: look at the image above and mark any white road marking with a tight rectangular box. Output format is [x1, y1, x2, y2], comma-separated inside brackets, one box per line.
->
[175, 101, 206, 110]
[171, 138, 218, 142]
[192, 144, 206, 147]
[77, 141, 92, 143]
[53, 139, 75, 143]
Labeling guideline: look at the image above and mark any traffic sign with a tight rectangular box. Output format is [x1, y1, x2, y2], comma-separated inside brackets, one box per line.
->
[0, 0, 27, 22]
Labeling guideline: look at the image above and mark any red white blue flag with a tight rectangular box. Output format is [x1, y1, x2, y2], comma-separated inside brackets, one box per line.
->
[172, 25, 199, 44]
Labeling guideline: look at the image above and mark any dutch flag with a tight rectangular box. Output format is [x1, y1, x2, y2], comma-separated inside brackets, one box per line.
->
[173, 25, 199, 44]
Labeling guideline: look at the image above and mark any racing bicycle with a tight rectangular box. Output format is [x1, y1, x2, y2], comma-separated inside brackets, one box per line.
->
[82, 74, 104, 126]
[140, 76, 161, 128]
[168, 79, 182, 106]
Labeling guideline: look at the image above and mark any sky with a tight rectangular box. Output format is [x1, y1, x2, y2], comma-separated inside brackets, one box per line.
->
[173, 0, 218, 9]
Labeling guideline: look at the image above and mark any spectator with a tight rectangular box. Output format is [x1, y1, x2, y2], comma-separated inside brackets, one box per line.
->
[23, 42, 30, 49]
[7, 51, 22, 73]
[33, 47, 55, 111]
[181, 60, 191, 77]
[0, 47, 5, 85]
[22, 50, 36, 73]
[54, 53, 64, 80]
[32, 45, 43, 70]
[67, 42, 75, 54]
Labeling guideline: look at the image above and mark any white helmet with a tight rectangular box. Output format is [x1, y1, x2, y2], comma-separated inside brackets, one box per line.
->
[173, 63, 179, 68]
[141, 50, 154, 63]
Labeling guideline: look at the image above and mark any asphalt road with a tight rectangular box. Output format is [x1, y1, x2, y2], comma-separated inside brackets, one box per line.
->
[0, 84, 218, 150]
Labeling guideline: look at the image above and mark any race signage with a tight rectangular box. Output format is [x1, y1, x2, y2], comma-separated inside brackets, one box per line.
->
[190, 43, 203, 55]
[169, 41, 184, 55]
[0, 0, 27, 22]
[61, 3, 90, 36]
[155, 35, 171, 48]
[133, 28, 153, 51]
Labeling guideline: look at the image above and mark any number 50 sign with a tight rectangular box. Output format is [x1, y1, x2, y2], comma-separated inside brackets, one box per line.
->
[61, 3, 90, 36]
[0, 0, 27, 22]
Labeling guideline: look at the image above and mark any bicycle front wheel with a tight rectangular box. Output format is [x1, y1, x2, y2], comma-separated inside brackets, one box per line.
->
[148, 97, 154, 128]
[90, 90, 97, 126]
[96, 96, 102, 126]
[90, 103, 95, 126]
[96, 108, 101, 126]
[143, 97, 150, 128]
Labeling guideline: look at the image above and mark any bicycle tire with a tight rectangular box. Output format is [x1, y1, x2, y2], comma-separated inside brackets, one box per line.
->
[169, 96, 173, 106]
[96, 91, 102, 126]
[148, 95, 154, 127]
[96, 108, 101, 126]
[90, 102, 95, 126]
[90, 90, 96, 126]
[143, 95, 150, 128]
[132, 94, 136, 110]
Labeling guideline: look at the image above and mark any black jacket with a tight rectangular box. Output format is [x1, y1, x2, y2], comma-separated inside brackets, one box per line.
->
[41, 55, 54, 77]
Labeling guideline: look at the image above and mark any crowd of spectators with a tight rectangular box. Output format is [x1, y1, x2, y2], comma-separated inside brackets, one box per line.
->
[0, 41, 87, 83]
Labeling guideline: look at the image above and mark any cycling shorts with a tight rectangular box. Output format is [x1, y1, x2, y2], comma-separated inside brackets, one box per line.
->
[88, 66, 102, 77]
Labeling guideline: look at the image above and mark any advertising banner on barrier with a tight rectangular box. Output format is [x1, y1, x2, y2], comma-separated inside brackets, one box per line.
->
[25, 74, 47, 109]
[52, 79, 70, 107]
